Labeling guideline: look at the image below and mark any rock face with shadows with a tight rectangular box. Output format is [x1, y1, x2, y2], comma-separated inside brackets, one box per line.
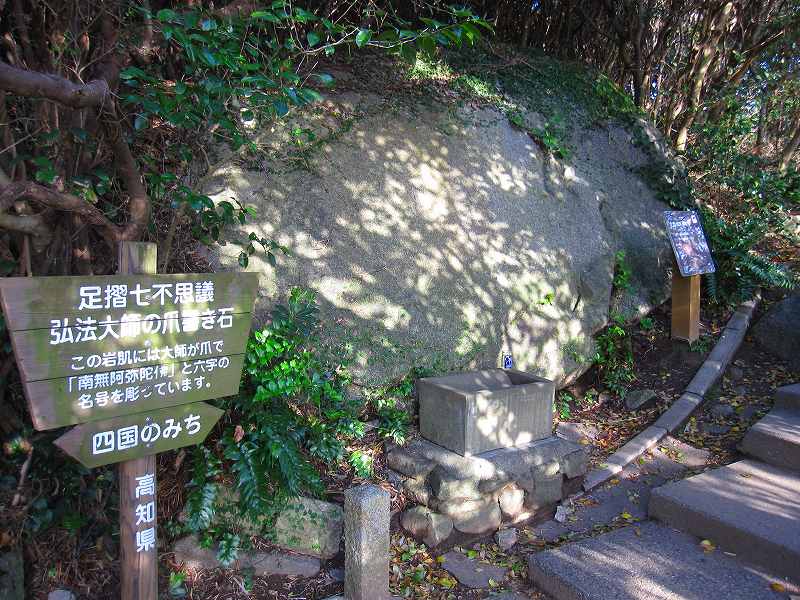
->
[752, 292, 800, 373]
[203, 72, 674, 386]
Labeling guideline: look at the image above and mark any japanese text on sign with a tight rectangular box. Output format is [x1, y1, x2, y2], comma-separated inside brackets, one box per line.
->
[69, 340, 226, 371]
[70, 356, 230, 412]
[134, 473, 157, 554]
[50, 308, 233, 346]
[92, 413, 202, 456]
[78, 281, 215, 310]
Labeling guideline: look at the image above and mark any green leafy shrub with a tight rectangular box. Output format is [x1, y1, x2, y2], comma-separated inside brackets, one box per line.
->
[700, 207, 796, 305]
[612, 250, 632, 293]
[183, 288, 364, 556]
[181, 287, 430, 563]
[639, 317, 655, 331]
[688, 335, 713, 354]
[348, 449, 374, 478]
[593, 312, 635, 397]
[555, 392, 573, 420]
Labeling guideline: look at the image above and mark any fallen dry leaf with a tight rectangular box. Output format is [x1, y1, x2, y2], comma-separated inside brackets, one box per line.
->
[700, 539, 716, 553]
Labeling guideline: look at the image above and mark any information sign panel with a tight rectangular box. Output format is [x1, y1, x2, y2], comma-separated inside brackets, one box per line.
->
[664, 210, 715, 277]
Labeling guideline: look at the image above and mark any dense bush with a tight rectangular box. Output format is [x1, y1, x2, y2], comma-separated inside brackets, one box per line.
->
[592, 312, 635, 398]
[0, 2, 489, 275]
[688, 104, 798, 305]
[701, 207, 796, 306]
[182, 287, 419, 564]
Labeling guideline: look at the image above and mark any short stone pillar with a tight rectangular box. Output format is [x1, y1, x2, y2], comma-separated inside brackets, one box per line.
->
[344, 485, 390, 600]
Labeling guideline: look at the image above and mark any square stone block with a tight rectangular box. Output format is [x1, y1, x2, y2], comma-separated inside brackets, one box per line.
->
[417, 369, 554, 456]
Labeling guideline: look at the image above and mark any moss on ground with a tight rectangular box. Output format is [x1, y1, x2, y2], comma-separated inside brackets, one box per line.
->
[404, 44, 641, 144]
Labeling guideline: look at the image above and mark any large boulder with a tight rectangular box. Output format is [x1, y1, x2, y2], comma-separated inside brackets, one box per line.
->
[753, 293, 800, 373]
[203, 70, 673, 386]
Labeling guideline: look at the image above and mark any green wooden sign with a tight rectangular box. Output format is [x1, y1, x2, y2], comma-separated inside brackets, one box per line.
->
[54, 402, 224, 468]
[0, 272, 258, 330]
[9, 312, 252, 382]
[24, 354, 245, 431]
[0, 272, 258, 430]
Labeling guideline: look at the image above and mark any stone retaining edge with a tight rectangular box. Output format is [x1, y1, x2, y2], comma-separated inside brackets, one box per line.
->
[582, 293, 760, 491]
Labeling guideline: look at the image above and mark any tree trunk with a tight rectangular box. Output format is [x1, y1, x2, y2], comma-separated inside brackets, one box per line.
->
[778, 118, 800, 174]
[674, 2, 733, 152]
[756, 89, 769, 149]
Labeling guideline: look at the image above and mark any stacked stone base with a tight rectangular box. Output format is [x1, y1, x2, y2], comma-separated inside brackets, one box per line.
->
[391, 436, 588, 548]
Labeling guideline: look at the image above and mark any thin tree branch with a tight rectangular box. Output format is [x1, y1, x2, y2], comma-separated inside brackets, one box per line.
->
[11, 446, 33, 508]
[0, 211, 51, 244]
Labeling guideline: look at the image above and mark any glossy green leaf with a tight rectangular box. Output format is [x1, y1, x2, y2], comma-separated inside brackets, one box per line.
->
[250, 10, 280, 23]
[355, 29, 371, 48]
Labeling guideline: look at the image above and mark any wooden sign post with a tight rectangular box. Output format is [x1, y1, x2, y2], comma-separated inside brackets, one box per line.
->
[0, 242, 258, 600]
[671, 257, 701, 342]
[119, 242, 158, 600]
[664, 211, 715, 343]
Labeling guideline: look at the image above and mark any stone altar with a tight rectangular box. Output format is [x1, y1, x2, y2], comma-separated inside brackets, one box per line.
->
[396, 368, 588, 548]
[417, 369, 554, 456]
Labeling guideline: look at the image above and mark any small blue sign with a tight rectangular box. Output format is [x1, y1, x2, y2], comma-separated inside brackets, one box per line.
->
[502, 353, 513, 369]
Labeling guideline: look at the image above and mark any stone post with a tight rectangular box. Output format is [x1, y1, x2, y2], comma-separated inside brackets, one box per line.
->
[344, 485, 390, 600]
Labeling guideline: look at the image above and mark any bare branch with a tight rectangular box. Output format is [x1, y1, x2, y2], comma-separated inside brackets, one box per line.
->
[0, 181, 120, 243]
[109, 132, 150, 241]
[0, 212, 51, 246]
[0, 61, 111, 109]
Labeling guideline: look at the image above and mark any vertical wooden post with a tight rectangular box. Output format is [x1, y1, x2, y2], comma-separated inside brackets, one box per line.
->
[118, 242, 158, 600]
[671, 258, 701, 343]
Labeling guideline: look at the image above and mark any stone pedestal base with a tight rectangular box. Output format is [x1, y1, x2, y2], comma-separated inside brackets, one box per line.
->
[391, 436, 588, 547]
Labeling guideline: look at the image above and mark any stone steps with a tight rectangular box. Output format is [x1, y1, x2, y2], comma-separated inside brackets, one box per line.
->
[740, 407, 800, 472]
[528, 521, 791, 600]
[775, 383, 800, 411]
[648, 459, 800, 580]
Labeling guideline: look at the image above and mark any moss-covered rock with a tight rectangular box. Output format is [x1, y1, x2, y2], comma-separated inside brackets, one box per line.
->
[203, 52, 678, 386]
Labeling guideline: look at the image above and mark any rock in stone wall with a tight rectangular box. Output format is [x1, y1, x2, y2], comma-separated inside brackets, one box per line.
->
[203, 81, 673, 386]
[391, 436, 588, 546]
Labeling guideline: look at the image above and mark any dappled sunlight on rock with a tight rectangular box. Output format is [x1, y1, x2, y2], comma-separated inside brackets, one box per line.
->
[203, 90, 672, 385]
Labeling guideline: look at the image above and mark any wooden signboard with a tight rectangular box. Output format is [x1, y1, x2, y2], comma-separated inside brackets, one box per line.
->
[0, 271, 257, 430]
[54, 402, 224, 468]
[664, 210, 714, 342]
[0, 242, 259, 600]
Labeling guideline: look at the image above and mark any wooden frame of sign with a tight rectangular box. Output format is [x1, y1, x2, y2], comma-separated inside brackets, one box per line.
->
[663, 210, 715, 343]
[0, 242, 258, 600]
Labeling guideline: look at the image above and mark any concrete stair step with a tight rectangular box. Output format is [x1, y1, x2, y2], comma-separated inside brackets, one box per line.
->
[776, 384, 800, 411]
[528, 521, 792, 600]
[740, 408, 800, 471]
[648, 459, 800, 580]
